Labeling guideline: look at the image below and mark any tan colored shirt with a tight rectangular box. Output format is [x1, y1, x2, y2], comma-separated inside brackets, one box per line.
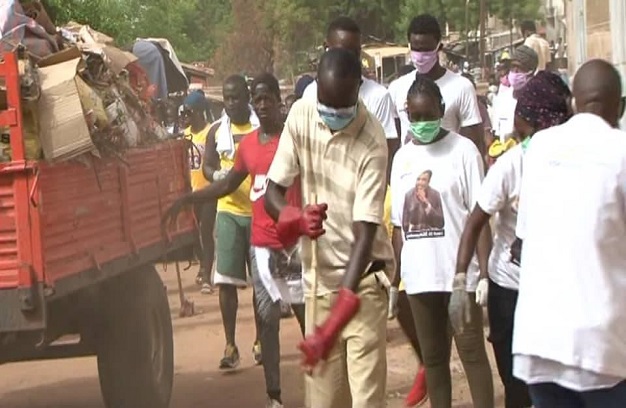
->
[267, 99, 395, 295]
[524, 34, 552, 71]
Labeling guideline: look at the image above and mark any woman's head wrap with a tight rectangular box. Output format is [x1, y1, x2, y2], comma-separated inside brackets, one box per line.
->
[515, 71, 572, 132]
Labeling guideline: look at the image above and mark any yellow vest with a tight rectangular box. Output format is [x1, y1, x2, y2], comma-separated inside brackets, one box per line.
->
[216, 122, 253, 216]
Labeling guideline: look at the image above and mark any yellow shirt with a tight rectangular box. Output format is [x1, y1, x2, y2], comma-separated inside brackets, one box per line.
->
[185, 125, 211, 191]
[216, 122, 253, 216]
[384, 186, 405, 291]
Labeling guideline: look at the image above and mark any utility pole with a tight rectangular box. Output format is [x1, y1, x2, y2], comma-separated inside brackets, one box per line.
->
[465, 0, 470, 63]
[479, 0, 487, 78]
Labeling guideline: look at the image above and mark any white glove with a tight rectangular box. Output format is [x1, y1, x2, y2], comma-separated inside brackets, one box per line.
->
[475, 278, 489, 307]
[448, 273, 473, 335]
[212, 168, 229, 181]
[388, 286, 399, 320]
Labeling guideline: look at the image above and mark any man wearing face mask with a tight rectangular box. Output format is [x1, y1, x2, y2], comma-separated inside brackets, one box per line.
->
[265, 48, 395, 408]
[492, 46, 538, 145]
[302, 16, 399, 178]
[388, 14, 485, 154]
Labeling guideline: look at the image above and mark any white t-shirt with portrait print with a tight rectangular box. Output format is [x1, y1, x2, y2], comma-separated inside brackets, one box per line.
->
[476, 144, 523, 290]
[390, 132, 485, 294]
[387, 69, 482, 141]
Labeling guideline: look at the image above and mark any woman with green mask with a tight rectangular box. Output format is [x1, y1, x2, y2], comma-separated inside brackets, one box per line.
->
[390, 75, 495, 408]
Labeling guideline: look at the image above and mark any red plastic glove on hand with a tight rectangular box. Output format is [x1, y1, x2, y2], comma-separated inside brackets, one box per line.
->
[298, 288, 360, 369]
[276, 204, 328, 248]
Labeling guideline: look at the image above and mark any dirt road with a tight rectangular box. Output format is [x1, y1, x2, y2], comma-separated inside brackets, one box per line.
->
[0, 264, 504, 407]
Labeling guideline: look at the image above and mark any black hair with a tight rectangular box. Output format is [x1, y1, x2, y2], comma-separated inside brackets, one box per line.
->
[407, 74, 444, 112]
[327, 16, 361, 37]
[223, 74, 249, 94]
[420, 170, 433, 180]
[520, 20, 536, 34]
[407, 14, 442, 42]
[250, 72, 281, 100]
[317, 48, 362, 81]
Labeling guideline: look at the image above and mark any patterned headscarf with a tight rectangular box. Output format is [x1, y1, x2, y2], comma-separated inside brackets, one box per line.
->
[515, 71, 572, 131]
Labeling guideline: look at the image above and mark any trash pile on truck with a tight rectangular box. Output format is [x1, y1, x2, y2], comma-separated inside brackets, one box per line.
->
[0, 0, 180, 162]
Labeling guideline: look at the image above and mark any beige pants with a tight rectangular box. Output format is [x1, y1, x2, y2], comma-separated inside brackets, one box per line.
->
[305, 274, 388, 408]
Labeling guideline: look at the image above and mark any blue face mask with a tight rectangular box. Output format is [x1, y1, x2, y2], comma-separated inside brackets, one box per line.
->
[317, 103, 357, 131]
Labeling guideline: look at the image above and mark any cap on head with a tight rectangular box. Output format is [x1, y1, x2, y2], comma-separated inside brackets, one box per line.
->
[183, 90, 207, 111]
[407, 14, 442, 43]
[513, 45, 538, 73]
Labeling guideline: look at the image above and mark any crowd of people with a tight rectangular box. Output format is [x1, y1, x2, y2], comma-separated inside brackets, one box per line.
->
[162, 12, 626, 408]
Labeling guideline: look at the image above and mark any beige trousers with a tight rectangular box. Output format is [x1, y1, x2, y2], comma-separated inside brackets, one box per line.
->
[304, 273, 388, 408]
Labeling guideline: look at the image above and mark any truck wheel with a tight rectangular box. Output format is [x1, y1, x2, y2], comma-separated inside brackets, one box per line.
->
[97, 265, 174, 408]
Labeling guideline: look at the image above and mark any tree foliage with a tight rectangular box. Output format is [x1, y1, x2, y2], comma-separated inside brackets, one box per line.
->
[40, 0, 542, 77]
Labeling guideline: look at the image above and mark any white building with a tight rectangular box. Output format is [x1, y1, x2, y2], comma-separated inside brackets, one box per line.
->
[566, 0, 626, 127]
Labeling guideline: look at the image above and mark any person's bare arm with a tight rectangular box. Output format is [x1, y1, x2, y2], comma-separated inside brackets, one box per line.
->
[386, 138, 400, 184]
[456, 205, 492, 278]
[460, 124, 486, 156]
[341, 222, 378, 291]
[187, 170, 247, 204]
[202, 123, 221, 181]
[391, 227, 403, 287]
[265, 180, 289, 221]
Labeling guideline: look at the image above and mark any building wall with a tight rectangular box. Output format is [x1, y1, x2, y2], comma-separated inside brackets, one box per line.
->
[566, 0, 612, 74]
[585, 0, 612, 61]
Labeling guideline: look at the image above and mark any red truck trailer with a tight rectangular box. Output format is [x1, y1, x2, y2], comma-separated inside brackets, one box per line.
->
[0, 51, 195, 408]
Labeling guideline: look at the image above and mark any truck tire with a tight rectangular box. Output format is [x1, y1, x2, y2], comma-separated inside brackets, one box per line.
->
[97, 265, 174, 408]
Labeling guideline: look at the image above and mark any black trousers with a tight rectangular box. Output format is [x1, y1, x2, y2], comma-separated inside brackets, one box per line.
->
[193, 201, 217, 282]
[488, 279, 532, 408]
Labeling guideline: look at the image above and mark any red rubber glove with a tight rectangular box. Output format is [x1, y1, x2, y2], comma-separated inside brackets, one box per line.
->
[276, 204, 328, 248]
[298, 288, 360, 368]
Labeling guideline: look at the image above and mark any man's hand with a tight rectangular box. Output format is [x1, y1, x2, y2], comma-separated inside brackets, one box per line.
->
[161, 194, 192, 232]
[417, 189, 427, 203]
[276, 203, 328, 248]
[448, 273, 473, 334]
[299, 288, 360, 370]
[475, 278, 489, 307]
[388, 286, 399, 320]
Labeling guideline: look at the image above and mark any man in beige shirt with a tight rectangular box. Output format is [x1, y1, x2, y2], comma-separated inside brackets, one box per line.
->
[521, 20, 551, 71]
[265, 48, 395, 408]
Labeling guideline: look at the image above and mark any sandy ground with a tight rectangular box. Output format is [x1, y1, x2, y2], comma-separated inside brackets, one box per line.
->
[0, 264, 504, 408]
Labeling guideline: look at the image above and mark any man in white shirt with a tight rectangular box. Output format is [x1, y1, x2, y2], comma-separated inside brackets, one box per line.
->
[521, 20, 551, 72]
[387, 14, 484, 154]
[302, 16, 399, 174]
[513, 59, 626, 407]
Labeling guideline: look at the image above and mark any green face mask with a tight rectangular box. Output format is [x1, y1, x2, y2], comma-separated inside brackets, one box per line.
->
[409, 120, 441, 144]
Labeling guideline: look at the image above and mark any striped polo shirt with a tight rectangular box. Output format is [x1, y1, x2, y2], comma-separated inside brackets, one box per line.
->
[267, 99, 395, 296]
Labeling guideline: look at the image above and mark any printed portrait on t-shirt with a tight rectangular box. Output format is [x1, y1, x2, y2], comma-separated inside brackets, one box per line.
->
[402, 170, 446, 239]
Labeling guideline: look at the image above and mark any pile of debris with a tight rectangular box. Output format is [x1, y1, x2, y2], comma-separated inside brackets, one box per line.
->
[0, 0, 174, 162]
